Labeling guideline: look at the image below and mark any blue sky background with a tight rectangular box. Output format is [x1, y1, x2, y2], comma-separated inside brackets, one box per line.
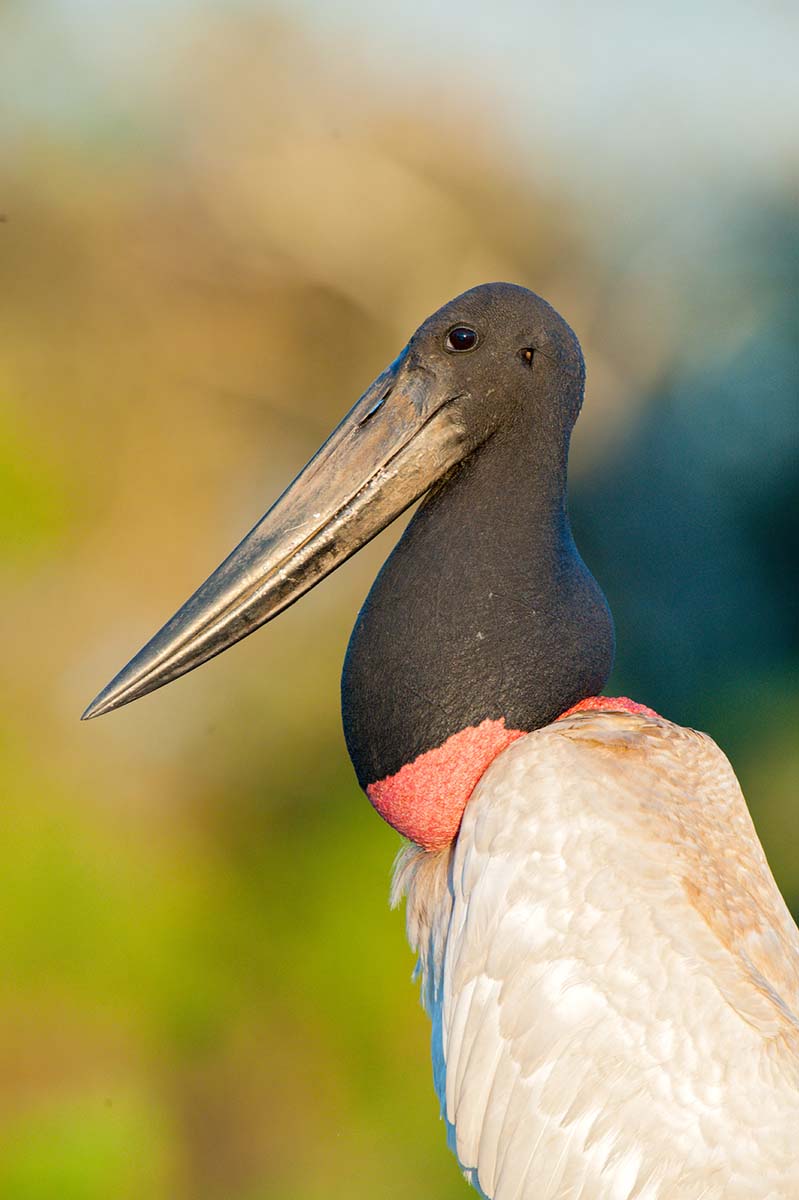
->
[8, 0, 798, 193]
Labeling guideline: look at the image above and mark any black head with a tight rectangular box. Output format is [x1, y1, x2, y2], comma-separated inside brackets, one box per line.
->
[399, 282, 586, 461]
[342, 283, 612, 792]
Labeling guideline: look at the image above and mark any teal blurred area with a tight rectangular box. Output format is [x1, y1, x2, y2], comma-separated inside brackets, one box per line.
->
[1, 3, 797, 1196]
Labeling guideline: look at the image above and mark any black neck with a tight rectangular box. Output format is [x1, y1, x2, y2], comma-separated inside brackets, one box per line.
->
[341, 399, 614, 786]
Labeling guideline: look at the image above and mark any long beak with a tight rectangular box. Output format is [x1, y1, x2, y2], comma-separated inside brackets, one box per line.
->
[82, 350, 468, 720]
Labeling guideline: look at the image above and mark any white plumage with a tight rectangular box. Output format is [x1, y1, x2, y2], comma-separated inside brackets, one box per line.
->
[394, 709, 799, 1199]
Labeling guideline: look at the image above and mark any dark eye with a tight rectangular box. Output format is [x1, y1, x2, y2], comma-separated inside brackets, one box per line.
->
[446, 326, 478, 352]
[521, 348, 535, 365]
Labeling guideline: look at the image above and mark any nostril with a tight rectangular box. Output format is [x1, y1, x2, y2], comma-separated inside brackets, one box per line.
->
[357, 387, 392, 427]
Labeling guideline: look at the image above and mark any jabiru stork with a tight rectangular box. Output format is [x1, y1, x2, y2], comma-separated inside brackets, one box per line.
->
[83, 283, 799, 1199]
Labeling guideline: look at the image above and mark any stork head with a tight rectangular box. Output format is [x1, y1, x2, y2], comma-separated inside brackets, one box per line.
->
[83, 283, 613, 846]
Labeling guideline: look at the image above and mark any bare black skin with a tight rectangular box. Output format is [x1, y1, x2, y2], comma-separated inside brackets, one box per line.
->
[83, 283, 613, 792]
[342, 283, 614, 784]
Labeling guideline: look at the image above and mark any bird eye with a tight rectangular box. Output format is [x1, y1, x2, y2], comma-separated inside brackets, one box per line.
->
[521, 347, 535, 365]
[445, 326, 478, 352]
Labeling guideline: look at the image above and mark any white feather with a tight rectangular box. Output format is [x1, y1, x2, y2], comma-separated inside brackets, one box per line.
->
[394, 711, 799, 1199]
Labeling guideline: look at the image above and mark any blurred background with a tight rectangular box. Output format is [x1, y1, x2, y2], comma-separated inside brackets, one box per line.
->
[2, 1, 797, 1196]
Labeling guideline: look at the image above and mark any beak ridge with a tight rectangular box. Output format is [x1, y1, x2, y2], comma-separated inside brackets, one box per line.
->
[82, 355, 467, 720]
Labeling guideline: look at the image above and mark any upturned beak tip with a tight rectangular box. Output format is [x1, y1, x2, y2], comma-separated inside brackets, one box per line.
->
[80, 696, 107, 722]
[81, 675, 140, 721]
